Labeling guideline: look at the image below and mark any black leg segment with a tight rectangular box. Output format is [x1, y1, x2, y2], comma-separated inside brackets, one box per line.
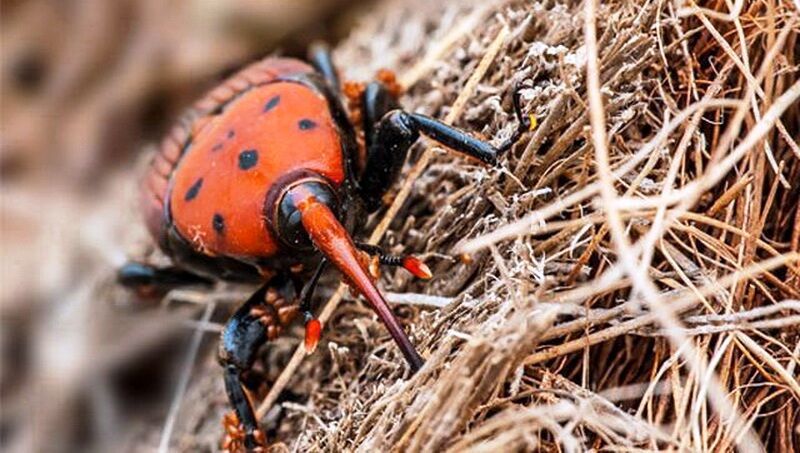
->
[298, 258, 327, 317]
[117, 261, 212, 290]
[307, 42, 340, 93]
[358, 109, 510, 211]
[362, 81, 401, 151]
[359, 109, 499, 211]
[218, 277, 299, 449]
[358, 110, 420, 212]
[355, 242, 433, 280]
[405, 112, 502, 165]
[357, 82, 531, 211]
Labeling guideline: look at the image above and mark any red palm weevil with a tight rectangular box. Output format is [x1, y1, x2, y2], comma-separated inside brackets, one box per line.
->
[118, 44, 529, 451]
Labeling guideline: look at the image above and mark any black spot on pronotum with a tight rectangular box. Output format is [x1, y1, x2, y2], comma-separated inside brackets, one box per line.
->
[298, 119, 317, 130]
[212, 213, 225, 234]
[238, 149, 258, 170]
[227, 129, 235, 139]
[184, 178, 203, 201]
[263, 95, 280, 112]
[211, 142, 224, 152]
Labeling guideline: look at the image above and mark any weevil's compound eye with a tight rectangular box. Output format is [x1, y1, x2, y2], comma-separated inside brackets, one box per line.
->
[275, 179, 339, 250]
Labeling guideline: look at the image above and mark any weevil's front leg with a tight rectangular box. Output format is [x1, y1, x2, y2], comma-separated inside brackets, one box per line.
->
[219, 278, 299, 452]
[355, 242, 433, 280]
[358, 83, 531, 211]
[294, 247, 429, 359]
[297, 259, 327, 354]
[408, 81, 532, 160]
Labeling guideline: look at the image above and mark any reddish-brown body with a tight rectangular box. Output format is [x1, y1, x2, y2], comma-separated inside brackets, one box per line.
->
[121, 46, 527, 452]
[169, 81, 345, 258]
[141, 58, 354, 279]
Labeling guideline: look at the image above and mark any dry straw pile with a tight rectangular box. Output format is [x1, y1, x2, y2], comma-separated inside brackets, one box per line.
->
[3, 0, 799, 451]
[282, 0, 800, 451]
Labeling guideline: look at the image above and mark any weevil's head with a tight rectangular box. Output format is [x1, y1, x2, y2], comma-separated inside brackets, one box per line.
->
[268, 175, 423, 371]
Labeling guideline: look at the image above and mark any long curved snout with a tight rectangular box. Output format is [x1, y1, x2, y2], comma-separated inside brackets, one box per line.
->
[293, 191, 424, 372]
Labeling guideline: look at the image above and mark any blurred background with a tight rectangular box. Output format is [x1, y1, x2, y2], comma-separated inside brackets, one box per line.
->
[1, 0, 375, 451]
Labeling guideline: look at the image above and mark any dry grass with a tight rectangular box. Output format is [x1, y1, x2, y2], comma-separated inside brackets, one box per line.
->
[284, 0, 800, 451]
[3, 0, 799, 451]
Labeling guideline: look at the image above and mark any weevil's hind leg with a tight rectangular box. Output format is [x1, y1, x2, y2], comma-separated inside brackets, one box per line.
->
[219, 277, 299, 452]
[117, 261, 212, 299]
[308, 42, 340, 93]
[298, 259, 328, 316]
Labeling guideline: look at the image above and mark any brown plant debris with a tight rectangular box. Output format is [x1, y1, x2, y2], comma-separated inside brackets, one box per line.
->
[290, 0, 800, 451]
[3, 0, 800, 451]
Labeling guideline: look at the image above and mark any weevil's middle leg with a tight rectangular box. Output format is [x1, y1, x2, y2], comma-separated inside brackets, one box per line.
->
[219, 277, 299, 452]
[117, 261, 212, 300]
[297, 259, 328, 353]
[308, 42, 340, 93]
